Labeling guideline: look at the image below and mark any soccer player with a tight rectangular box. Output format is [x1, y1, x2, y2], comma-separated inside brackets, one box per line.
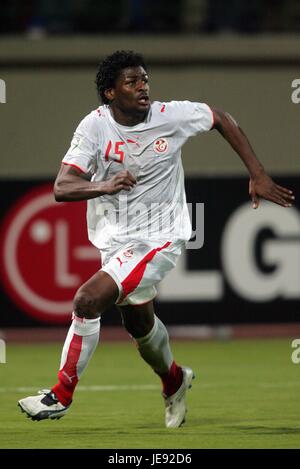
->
[18, 51, 294, 427]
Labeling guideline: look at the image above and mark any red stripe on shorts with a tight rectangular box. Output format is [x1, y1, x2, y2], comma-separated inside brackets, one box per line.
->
[121, 241, 171, 299]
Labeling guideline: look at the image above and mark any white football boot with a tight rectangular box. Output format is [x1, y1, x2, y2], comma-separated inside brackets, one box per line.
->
[18, 389, 69, 421]
[164, 367, 195, 428]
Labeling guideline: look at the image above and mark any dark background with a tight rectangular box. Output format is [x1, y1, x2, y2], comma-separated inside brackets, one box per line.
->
[1, 176, 298, 327]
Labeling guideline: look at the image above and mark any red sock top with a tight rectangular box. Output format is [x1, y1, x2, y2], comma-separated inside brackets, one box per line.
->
[160, 361, 183, 397]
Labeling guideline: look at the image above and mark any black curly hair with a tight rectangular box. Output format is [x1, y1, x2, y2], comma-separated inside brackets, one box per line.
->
[95, 50, 147, 104]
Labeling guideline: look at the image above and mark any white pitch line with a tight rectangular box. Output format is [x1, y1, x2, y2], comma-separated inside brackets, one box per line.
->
[0, 384, 161, 393]
[1, 381, 299, 394]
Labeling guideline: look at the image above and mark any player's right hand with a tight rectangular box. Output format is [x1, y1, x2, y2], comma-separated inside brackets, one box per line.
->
[102, 170, 137, 195]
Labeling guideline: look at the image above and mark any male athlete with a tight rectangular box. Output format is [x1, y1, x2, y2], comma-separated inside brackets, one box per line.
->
[18, 51, 294, 428]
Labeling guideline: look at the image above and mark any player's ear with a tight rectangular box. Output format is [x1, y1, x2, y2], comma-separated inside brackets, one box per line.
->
[105, 88, 115, 102]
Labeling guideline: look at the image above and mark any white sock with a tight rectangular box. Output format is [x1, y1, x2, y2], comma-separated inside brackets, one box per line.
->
[59, 314, 100, 378]
[134, 315, 173, 375]
[52, 314, 100, 406]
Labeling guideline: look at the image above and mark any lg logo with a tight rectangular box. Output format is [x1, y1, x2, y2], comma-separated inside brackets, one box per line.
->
[0, 184, 100, 324]
[159, 202, 300, 302]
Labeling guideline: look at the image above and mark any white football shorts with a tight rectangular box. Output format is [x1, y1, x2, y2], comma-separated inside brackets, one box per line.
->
[100, 239, 185, 306]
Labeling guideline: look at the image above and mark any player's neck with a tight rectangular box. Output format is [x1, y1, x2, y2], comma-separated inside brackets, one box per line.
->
[109, 105, 148, 127]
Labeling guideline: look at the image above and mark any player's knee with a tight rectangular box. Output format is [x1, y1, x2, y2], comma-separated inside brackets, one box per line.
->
[73, 290, 101, 319]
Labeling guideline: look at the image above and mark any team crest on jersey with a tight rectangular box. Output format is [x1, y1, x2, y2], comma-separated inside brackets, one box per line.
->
[123, 249, 134, 258]
[153, 138, 168, 154]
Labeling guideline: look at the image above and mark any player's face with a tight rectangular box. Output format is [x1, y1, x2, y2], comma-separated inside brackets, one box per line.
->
[108, 66, 150, 116]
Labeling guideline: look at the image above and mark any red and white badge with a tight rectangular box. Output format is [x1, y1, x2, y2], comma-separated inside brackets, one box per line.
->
[153, 138, 168, 154]
[123, 249, 134, 258]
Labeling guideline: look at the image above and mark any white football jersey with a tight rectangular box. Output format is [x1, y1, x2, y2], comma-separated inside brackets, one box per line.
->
[62, 101, 213, 250]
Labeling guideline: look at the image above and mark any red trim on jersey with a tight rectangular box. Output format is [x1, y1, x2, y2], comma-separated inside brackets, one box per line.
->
[127, 138, 140, 148]
[207, 104, 215, 129]
[120, 241, 171, 300]
[161, 104, 166, 113]
[74, 315, 84, 323]
[62, 162, 86, 174]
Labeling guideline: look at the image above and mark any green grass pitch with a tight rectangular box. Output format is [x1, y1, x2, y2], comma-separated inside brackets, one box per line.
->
[0, 339, 299, 449]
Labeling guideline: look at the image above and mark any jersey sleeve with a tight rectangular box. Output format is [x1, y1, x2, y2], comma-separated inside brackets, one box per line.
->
[62, 112, 98, 174]
[171, 101, 214, 137]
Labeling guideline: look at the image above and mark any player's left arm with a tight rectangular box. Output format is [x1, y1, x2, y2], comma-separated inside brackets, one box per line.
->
[210, 107, 295, 209]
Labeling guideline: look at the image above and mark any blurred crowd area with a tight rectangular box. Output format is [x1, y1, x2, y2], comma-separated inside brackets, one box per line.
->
[1, 0, 300, 36]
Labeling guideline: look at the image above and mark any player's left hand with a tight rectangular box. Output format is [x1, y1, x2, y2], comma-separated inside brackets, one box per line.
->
[249, 173, 295, 209]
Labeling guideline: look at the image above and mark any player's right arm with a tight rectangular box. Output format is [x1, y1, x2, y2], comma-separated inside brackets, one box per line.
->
[54, 164, 136, 202]
[54, 111, 136, 201]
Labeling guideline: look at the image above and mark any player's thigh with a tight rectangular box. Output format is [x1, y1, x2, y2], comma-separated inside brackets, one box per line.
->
[117, 301, 155, 338]
[74, 270, 119, 317]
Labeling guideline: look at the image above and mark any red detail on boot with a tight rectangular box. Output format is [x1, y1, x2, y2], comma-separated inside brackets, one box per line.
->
[52, 333, 82, 406]
[160, 361, 183, 397]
